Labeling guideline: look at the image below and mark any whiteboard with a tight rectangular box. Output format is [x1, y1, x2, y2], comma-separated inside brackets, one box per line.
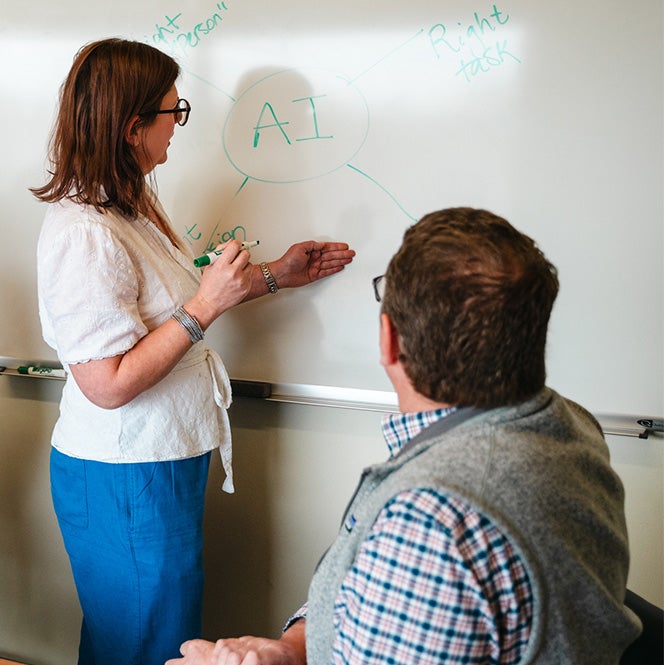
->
[1, 0, 662, 415]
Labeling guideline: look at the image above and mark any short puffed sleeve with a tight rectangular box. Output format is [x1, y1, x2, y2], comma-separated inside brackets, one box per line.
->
[38, 218, 147, 363]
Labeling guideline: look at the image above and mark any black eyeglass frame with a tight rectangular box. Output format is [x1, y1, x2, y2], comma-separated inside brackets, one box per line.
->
[372, 274, 385, 302]
[141, 98, 191, 126]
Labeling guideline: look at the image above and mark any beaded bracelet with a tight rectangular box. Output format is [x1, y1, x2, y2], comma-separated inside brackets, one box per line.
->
[260, 262, 279, 294]
[172, 306, 204, 344]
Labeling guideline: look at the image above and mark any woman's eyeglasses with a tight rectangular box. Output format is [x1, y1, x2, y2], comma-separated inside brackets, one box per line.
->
[142, 98, 191, 127]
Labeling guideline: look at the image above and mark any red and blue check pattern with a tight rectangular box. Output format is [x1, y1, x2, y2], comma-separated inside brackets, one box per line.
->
[290, 408, 533, 664]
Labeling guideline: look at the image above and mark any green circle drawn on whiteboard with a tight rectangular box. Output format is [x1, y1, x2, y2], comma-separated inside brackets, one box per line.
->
[223, 68, 370, 184]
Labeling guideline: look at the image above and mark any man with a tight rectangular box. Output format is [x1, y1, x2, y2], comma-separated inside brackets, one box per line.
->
[168, 208, 640, 664]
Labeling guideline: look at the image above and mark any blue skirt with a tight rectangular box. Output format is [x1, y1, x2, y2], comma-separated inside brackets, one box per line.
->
[50, 447, 212, 665]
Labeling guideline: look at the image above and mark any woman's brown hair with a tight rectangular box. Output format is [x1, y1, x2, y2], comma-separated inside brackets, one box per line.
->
[30, 38, 180, 220]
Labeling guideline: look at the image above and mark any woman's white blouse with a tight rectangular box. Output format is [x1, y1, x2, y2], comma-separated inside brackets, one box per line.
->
[37, 198, 234, 491]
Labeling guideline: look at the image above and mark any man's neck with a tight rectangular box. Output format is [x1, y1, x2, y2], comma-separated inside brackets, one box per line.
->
[393, 374, 453, 413]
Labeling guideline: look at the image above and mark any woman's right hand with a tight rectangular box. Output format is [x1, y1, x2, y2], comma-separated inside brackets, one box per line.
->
[186, 240, 254, 329]
[67, 241, 253, 409]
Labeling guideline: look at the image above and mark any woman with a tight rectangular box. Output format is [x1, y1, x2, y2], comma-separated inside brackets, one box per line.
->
[31, 38, 354, 665]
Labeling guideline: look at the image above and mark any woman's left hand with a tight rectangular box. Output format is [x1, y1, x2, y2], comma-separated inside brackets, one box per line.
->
[272, 241, 355, 289]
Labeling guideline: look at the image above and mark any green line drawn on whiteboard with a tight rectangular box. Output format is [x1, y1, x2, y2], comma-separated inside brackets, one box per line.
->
[235, 176, 250, 196]
[183, 179, 250, 249]
[145, 2, 520, 244]
[347, 165, 417, 222]
[221, 63, 418, 217]
[143, 6, 423, 224]
[347, 29, 425, 85]
[181, 67, 236, 103]
[223, 69, 370, 184]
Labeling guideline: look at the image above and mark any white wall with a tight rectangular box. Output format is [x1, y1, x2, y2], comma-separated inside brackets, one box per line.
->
[0, 381, 661, 665]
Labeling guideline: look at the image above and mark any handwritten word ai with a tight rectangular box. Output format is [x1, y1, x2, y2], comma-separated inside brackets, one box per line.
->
[253, 95, 333, 148]
[428, 4, 520, 82]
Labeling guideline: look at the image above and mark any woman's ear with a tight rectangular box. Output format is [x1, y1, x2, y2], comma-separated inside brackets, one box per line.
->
[124, 116, 141, 147]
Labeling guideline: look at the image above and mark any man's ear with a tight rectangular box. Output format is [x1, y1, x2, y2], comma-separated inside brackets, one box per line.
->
[124, 116, 141, 147]
[379, 312, 401, 367]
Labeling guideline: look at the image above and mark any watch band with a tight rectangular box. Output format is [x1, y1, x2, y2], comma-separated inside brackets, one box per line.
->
[260, 262, 279, 294]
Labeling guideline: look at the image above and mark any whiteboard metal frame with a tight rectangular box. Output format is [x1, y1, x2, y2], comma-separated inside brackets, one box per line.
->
[2, 356, 660, 440]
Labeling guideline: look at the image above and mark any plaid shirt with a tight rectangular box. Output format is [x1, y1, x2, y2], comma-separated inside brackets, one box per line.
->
[290, 407, 533, 664]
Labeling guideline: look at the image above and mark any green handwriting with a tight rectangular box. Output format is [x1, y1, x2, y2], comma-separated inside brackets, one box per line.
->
[428, 4, 520, 82]
[146, 2, 229, 57]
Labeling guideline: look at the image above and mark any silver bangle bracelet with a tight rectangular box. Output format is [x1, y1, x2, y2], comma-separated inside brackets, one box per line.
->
[260, 262, 279, 294]
[172, 306, 204, 344]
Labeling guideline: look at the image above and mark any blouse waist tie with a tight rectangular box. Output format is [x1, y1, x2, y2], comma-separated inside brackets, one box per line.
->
[204, 347, 235, 493]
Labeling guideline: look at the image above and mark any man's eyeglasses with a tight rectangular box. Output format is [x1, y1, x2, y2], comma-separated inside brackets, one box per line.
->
[372, 275, 385, 302]
[142, 98, 191, 126]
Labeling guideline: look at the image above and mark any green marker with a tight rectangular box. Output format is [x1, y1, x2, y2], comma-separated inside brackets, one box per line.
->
[193, 240, 259, 268]
[17, 365, 66, 378]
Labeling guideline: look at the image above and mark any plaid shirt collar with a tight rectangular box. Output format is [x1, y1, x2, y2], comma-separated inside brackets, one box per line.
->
[381, 406, 458, 459]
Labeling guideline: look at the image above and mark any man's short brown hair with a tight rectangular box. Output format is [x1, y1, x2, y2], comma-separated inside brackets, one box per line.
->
[382, 207, 559, 408]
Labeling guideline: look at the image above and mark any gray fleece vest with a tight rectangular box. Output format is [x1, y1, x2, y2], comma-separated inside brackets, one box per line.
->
[306, 388, 641, 664]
